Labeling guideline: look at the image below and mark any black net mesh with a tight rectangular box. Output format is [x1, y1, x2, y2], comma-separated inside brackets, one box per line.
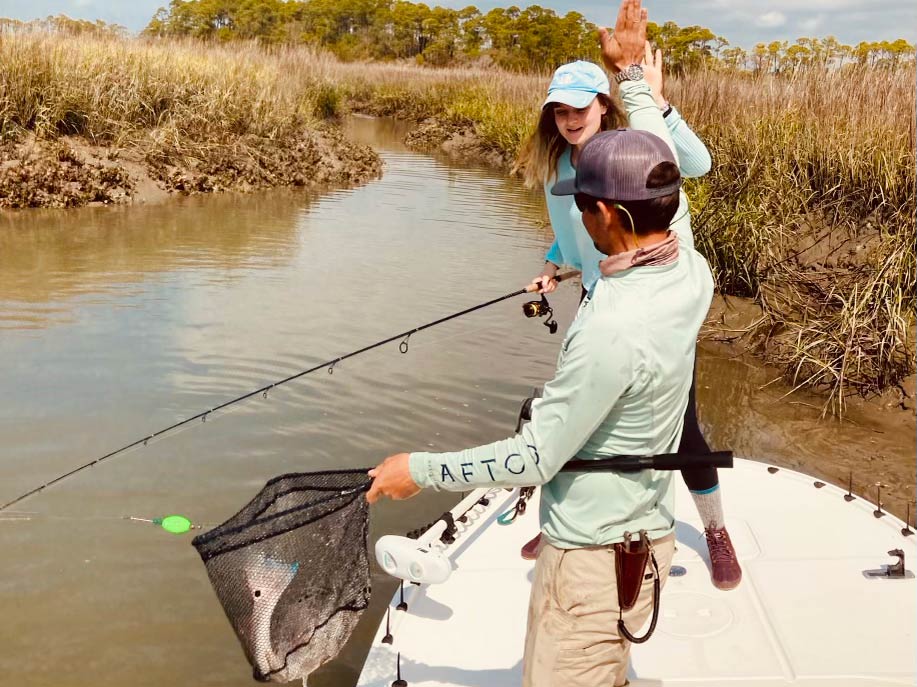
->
[192, 470, 372, 684]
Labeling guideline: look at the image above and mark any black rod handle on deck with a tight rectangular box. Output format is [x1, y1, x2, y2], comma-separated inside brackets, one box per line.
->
[561, 451, 733, 473]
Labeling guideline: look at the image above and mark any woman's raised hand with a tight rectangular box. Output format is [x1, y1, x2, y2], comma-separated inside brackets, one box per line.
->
[643, 41, 668, 108]
[598, 0, 648, 73]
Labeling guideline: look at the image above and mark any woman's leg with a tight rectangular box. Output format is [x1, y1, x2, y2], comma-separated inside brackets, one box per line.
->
[679, 378, 720, 517]
[680, 371, 742, 590]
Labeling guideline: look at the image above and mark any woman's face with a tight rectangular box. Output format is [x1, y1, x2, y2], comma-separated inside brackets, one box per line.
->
[553, 97, 607, 147]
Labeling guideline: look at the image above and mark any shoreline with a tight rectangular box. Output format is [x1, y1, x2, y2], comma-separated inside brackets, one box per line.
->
[4, 110, 914, 422]
[0, 124, 383, 210]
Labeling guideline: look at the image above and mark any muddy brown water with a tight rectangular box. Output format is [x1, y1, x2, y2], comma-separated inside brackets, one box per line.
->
[0, 116, 913, 687]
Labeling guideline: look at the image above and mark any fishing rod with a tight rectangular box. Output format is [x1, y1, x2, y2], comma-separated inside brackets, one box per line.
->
[0, 272, 581, 514]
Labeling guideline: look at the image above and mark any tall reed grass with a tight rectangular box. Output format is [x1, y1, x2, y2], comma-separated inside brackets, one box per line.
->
[670, 68, 915, 412]
[1, 30, 912, 409]
[0, 32, 318, 145]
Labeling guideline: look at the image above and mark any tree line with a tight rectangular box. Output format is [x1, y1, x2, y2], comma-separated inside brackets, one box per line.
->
[0, 15, 127, 37]
[143, 0, 602, 69]
[142, 1, 915, 72]
[2, 5, 913, 74]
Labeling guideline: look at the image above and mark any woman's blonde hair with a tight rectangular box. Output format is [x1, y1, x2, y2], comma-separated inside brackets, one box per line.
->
[513, 93, 626, 189]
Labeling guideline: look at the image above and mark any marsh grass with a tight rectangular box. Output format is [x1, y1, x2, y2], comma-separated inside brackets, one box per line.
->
[1, 30, 913, 409]
[669, 68, 915, 413]
[0, 33, 316, 144]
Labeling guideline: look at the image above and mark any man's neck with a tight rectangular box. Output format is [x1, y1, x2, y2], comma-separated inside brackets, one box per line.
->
[605, 227, 669, 256]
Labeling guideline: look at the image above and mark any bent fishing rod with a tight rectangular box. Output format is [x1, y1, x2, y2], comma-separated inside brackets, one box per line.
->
[0, 272, 580, 514]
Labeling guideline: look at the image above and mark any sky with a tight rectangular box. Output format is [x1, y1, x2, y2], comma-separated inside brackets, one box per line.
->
[0, 0, 914, 48]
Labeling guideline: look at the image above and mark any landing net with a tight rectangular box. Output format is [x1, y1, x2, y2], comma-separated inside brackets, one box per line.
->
[192, 470, 372, 684]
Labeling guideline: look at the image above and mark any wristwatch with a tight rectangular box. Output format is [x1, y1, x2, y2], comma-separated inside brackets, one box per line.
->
[614, 64, 644, 83]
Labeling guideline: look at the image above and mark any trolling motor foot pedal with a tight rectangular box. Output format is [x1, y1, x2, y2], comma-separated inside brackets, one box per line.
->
[376, 520, 454, 585]
[863, 549, 915, 579]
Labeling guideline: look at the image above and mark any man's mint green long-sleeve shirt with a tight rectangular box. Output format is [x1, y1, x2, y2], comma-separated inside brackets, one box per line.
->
[409, 232, 713, 547]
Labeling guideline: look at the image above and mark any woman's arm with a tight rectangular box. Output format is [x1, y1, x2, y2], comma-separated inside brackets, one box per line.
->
[666, 108, 712, 178]
[618, 80, 678, 162]
[642, 44, 711, 178]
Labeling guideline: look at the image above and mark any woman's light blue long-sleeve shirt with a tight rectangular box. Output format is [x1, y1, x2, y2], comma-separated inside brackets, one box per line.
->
[544, 103, 710, 292]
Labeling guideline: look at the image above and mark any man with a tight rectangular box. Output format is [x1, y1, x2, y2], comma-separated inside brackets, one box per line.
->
[368, 129, 714, 687]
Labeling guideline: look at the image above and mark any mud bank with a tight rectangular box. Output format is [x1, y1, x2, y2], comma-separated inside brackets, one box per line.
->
[404, 118, 514, 170]
[701, 294, 915, 521]
[351, 99, 513, 170]
[703, 294, 917, 414]
[0, 125, 382, 210]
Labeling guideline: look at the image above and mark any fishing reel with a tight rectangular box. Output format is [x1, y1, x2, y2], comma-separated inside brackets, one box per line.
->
[522, 295, 558, 334]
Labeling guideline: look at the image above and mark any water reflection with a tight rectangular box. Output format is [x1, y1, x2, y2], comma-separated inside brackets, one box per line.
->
[0, 192, 314, 329]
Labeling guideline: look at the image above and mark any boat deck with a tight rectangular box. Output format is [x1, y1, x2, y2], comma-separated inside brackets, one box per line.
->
[357, 459, 917, 686]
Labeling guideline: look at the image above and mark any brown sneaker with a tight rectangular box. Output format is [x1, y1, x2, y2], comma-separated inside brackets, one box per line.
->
[521, 533, 542, 560]
[705, 526, 742, 590]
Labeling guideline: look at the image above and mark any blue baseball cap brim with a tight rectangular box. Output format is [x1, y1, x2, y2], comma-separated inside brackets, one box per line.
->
[542, 89, 599, 110]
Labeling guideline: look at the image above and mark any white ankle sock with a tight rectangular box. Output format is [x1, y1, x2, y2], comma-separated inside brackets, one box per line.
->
[691, 485, 725, 530]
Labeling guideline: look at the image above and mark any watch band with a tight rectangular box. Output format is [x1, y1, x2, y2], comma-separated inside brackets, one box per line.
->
[614, 64, 644, 84]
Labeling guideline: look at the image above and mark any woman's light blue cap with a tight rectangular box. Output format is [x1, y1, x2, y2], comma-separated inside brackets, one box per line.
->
[543, 60, 610, 109]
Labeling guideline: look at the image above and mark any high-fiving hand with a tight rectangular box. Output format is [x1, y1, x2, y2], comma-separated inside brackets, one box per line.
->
[598, 0, 648, 73]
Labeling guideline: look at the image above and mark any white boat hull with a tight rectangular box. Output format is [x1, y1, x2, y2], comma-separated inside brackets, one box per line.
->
[357, 459, 917, 686]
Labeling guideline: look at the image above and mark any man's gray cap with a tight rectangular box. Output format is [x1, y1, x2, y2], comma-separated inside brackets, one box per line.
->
[551, 129, 681, 201]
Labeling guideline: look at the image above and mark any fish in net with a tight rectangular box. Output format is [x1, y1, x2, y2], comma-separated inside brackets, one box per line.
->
[192, 469, 372, 684]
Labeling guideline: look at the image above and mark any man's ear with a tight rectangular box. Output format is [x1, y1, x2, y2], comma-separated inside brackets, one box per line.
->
[595, 199, 616, 228]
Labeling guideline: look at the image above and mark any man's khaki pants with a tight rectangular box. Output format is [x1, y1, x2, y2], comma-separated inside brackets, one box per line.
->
[522, 534, 676, 687]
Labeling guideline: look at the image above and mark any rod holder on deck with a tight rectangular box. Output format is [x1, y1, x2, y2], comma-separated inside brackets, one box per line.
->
[391, 652, 407, 687]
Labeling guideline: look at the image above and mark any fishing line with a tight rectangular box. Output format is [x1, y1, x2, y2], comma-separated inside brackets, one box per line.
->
[0, 315, 548, 529]
[0, 272, 580, 514]
[0, 511, 220, 532]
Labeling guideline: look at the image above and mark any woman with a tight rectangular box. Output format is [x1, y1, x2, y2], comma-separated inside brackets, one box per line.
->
[515, 46, 710, 296]
[512, 47, 741, 591]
